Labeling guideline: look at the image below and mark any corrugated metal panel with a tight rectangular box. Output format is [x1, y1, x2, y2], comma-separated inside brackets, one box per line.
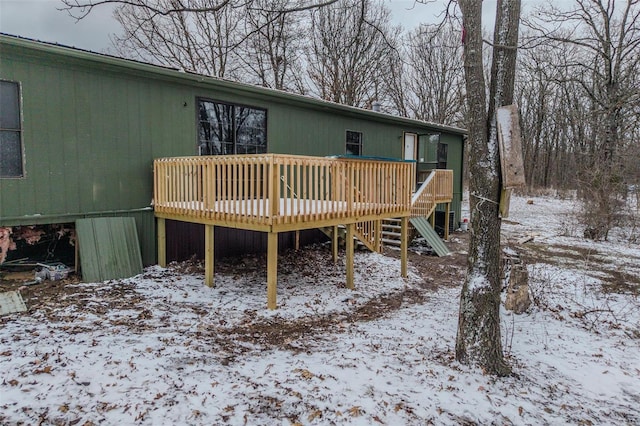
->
[76, 217, 143, 282]
[410, 217, 451, 257]
[92, 211, 156, 267]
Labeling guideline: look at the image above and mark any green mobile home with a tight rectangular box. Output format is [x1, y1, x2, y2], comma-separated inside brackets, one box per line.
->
[0, 34, 466, 267]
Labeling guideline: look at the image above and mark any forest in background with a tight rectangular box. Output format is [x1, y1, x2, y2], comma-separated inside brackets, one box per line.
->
[79, 0, 639, 240]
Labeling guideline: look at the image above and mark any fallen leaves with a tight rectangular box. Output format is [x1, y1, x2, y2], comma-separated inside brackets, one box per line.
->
[307, 410, 322, 421]
[293, 368, 324, 381]
[33, 365, 52, 374]
[347, 406, 363, 417]
[137, 309, 153, 320]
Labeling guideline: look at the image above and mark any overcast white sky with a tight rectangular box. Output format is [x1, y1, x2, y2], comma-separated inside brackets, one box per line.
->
[0, 0, 502, 53]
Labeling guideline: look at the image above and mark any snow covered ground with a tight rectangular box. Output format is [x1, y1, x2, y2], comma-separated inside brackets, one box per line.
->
[1, 194, 639, 425]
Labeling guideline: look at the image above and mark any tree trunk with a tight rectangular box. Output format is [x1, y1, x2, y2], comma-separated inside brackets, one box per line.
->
[455, 0, 521, 376]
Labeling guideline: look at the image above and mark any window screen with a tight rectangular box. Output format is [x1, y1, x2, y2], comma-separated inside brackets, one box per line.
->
[0, 80, 23, 177]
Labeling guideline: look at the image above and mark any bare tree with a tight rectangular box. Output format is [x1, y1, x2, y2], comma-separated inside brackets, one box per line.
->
[305, 0, 400, 107]
[62, 0, 342, 83]
[402, 22, 466, 126]
[238, 0, 307, 91]
[455, 0, 521, 376]
[111, 0, 243, 77]
[62, 0, 342, 18]
[516, 38, 578, 189]
[524, 0, 640, 239]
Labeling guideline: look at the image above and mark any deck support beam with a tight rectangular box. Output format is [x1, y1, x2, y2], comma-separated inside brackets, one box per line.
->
[267, 232, 278, 310]
[401, 216, 408, 278]
[346, 223, 355, 290]
[332, 225, 339, 264]
[444, 203, 451, 241]
[205, 225, 214, 287]
[157, 218, 166, 268]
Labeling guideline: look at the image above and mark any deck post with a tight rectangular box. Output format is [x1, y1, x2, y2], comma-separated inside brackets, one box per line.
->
[269, 156, 280, 218]
[346, 223, 355, 289]
[267, 232, 278, 309]
[444, 203, 451, 241]
[205, 224, 214, 287]
[157, 217, 166, 267]
[401, 216, 408, 278]
[332, 225, 339, 263]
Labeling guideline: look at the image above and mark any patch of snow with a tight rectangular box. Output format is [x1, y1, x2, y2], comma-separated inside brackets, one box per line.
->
[1, 194, 639, 425]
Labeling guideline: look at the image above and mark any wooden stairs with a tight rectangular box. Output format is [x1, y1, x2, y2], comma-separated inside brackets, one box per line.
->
[321, 169, 454, 255]
[380, 218, 407, 248]
[321, 221, 381, 253]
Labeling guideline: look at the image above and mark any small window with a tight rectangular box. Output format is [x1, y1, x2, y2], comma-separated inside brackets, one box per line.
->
[346, 130, 362, 156]
[437, 142, 448, 169]
[0, 80, 23, 178]
[198, 99, 267, 155]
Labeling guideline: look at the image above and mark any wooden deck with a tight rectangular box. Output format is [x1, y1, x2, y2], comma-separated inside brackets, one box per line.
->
[153, 154, 451, 309]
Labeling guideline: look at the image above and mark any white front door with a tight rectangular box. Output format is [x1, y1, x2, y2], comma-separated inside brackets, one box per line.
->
[403, 132, 417, 161]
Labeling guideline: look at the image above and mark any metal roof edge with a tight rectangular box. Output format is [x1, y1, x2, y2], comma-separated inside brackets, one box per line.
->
[0, 33, 467, 136]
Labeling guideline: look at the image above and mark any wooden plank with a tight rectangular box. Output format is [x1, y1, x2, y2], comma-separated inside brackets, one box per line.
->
[332, 225, 338, 264]
[444, 203, 450, 240]
[401, 216, 408, 278]
[346, 223, 354, 290]
[517, 233, 536, 244]
[205, 224, 214, 287]
[269, 159, 278, 219]
[500, 188, 512, 218]
[267, 232, 278, 310]
[497, 105, 526, 189]
[157, 217, 166, 267]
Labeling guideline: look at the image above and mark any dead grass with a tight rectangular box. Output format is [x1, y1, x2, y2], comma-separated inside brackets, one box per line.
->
[515, 242, 640, 295]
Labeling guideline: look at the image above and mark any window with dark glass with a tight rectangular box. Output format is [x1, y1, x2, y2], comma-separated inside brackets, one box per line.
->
[198, 99, 267, 155]
[346, 130, 362, 156]
[0, 80, 23, 178]
[437, 142, 448, 169]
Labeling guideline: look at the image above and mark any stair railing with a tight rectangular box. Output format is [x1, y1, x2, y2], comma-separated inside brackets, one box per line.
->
[411, 171, 437, 218]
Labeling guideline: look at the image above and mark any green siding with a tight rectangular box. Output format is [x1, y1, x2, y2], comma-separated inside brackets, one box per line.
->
[0, 34, 466, 264]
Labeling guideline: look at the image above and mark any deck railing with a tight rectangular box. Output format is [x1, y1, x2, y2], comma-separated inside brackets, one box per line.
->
[154, 154, 414, 228]
[411, 169, 454, 218]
